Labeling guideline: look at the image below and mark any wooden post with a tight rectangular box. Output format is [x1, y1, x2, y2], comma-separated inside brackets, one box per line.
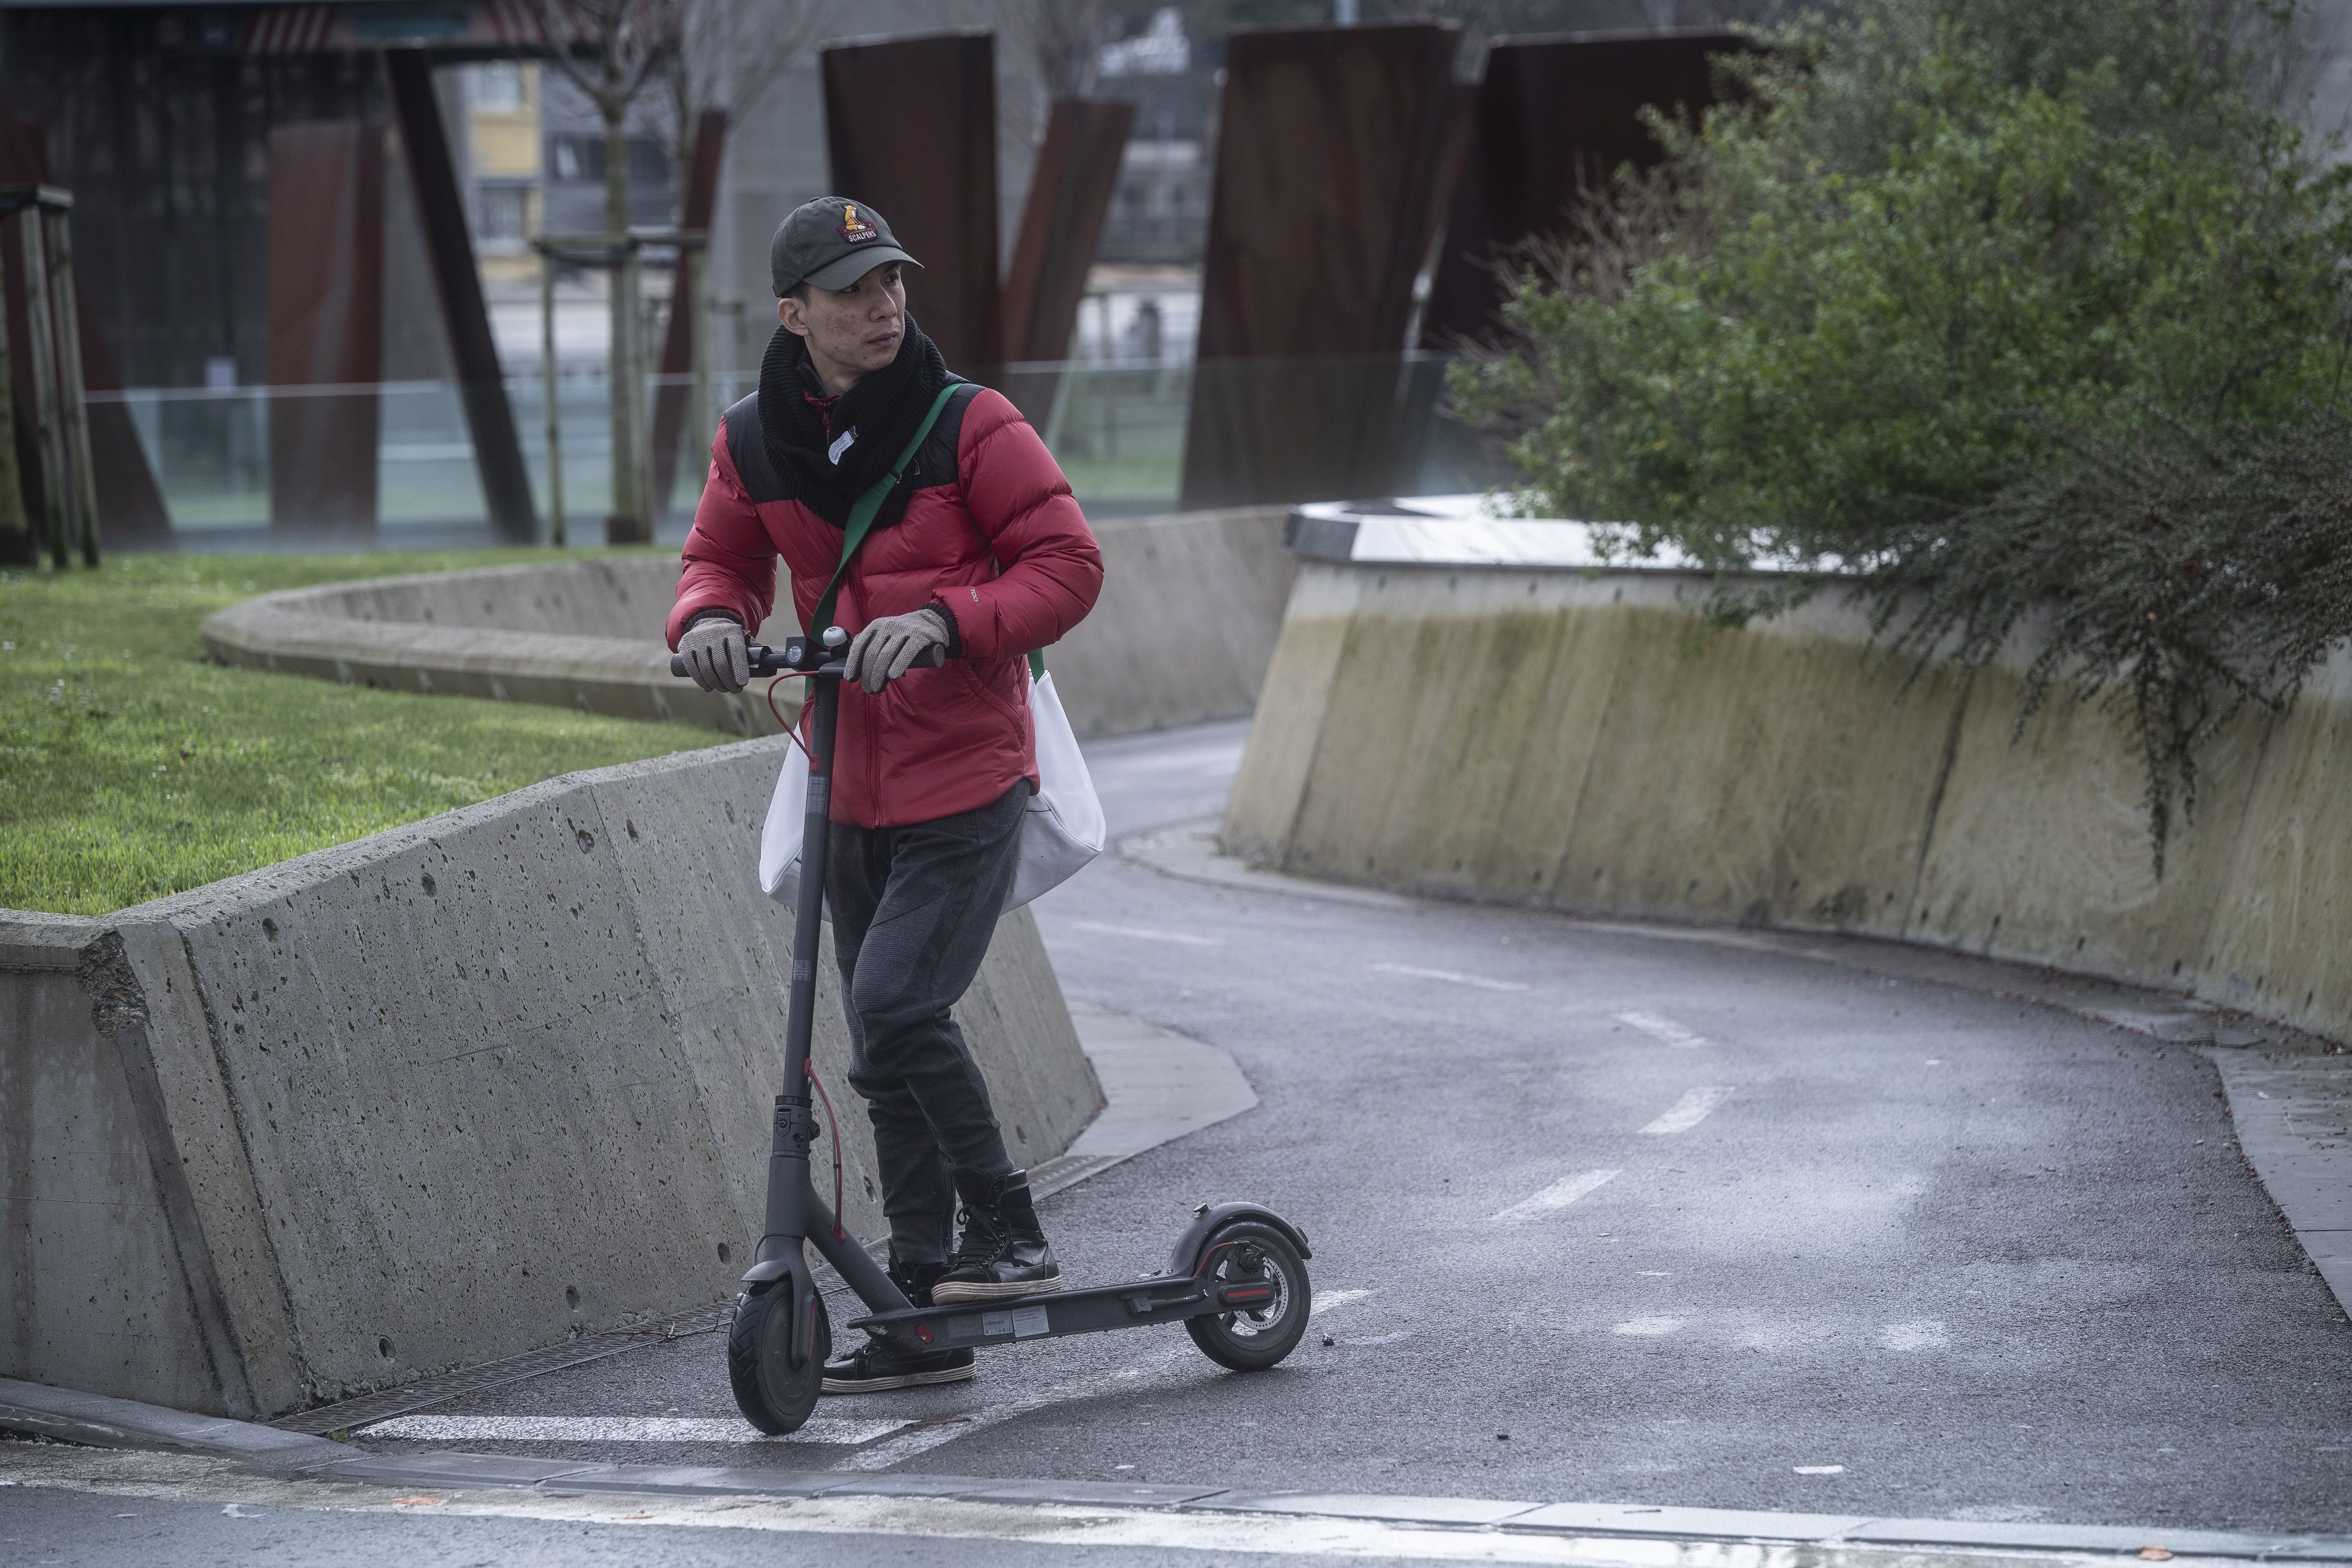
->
[611, 237, 645, 544]
[688, 246, 710, 483]
[0, 236, 24, 566]
[43, 207, 97, 566]
[16, 208, 65, 568]
[540, 246, 564, 546]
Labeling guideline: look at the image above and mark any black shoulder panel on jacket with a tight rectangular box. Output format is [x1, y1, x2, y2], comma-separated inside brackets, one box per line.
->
[721, 392, 784, 504]
[719, 381, 983, 512]
[901, 382, 987, 494]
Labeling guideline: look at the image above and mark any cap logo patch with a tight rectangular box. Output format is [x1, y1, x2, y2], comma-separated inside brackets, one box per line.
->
[840, 204, 878, 243]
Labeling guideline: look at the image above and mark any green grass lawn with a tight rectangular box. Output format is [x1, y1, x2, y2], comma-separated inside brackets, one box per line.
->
[0, 549, 733, 916]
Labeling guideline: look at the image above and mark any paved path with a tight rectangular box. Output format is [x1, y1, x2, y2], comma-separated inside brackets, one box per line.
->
[8, 717, 2348, 1562]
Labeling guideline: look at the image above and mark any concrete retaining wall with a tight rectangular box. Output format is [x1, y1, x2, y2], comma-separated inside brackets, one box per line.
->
[2, 738, 1101, 1420]
[199, 506, 1293, 742]
[1226, 549, 2352, 1047]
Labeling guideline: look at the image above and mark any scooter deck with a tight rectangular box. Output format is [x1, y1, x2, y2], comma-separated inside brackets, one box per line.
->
[847, 1271, 1281, 1356]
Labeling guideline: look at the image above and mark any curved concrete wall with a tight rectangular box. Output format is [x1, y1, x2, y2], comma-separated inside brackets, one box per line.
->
[1225, 546, 2352, 1048]
[1, 737, 1100, 1419]
[199, 506, 1293, 742]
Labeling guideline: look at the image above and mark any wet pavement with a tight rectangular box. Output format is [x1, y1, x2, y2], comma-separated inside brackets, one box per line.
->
[6, 717, 2347, 1563]
[326, 717, 2352, 1533]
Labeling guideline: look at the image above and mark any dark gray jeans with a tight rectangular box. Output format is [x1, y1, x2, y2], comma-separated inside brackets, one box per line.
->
[826, 781, 1028, 1269]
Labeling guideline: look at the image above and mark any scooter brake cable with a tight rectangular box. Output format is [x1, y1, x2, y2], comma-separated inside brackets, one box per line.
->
[805, 1059, 848, 1242]
[764, 674, 814, 759]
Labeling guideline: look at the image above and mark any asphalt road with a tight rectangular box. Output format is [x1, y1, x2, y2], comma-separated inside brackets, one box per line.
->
[9, 716, 2348, 1561]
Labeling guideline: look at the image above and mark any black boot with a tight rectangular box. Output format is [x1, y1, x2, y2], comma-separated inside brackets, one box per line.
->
[887, 1249, 950, 1309]
[820, 1339, 975, 1394]
[932, 1169, 1062, 1303]
[821, 1251, 974, 1394]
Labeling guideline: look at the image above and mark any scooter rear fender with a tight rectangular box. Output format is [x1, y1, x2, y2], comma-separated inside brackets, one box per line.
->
[1163, 1202, 1312, 1277]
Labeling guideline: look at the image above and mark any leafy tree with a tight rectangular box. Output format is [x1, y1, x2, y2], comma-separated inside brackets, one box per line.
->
[1453, 0, 2352, 866]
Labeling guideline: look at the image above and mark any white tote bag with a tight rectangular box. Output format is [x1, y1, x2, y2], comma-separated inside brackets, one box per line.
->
[759, 660, 1105, 915]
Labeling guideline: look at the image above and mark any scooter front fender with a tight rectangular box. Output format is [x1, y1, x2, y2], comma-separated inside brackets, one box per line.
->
[1163, 1201, 1312, 1277]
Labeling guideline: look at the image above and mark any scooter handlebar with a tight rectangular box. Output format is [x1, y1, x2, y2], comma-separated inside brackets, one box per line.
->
[668, 642, 945, 679]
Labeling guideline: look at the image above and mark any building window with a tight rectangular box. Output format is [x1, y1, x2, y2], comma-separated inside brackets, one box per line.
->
[478, 184, 531, 250]
[472, 62, 524, 111]
[549, 134, 604, 182]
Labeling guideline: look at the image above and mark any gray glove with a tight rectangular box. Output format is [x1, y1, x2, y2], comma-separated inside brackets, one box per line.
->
[677, 614, 749, 693]
[843, 607, 950, 695]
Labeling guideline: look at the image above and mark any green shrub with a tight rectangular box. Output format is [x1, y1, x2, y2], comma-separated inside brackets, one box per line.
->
[1453, 0, 2352, 867]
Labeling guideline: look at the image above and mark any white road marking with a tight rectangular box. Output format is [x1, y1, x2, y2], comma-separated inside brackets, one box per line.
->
[362, 1415, 909, 1446]
[1639, 1087, 1734, 1136]
[1794, 1465, 1845, 1475]
[1492, 1168, 1620, 1225]
[836, 1291, 1376, 1473]
[1614, 1010, 1709, 1048]
[0, 1445, 1845, 1564]
[1070, 920, 1225, 948]
[1878, 1320, 1950, 1351]
[1612, 1317, 1684, 1337]
[1371, 962, 1531, 992]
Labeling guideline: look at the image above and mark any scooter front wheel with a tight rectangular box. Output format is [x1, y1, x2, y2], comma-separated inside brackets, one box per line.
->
[1184, 1219, 1310, 1371]
[728, 1282, 831, 1433]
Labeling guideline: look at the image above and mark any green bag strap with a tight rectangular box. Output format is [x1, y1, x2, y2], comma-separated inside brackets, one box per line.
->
[808, 381, 964, 638]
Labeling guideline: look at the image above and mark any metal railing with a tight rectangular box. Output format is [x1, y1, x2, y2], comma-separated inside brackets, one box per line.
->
[84, 353, 1507, 546]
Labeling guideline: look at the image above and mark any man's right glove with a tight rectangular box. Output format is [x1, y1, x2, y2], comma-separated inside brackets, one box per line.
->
[677, 613, 749, 693]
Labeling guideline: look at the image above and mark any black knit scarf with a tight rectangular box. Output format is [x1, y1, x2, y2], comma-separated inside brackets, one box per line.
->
[756, 316, 951, 531]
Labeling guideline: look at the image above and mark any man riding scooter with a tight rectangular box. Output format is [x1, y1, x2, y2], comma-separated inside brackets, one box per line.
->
[667, 196, 1104, 1394]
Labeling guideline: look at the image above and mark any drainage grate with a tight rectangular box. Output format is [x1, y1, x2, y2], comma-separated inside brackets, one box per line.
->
[270, 1303, 735, 1436]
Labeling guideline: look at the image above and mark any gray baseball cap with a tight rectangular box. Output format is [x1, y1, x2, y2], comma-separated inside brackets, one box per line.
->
[770, 196, 923, 295]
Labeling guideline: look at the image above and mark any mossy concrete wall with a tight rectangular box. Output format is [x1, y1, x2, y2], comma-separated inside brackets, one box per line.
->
[199, 506, 1294, 742]
[1, 737, 1100, 1420]
[1226, 560, 2352, 1044]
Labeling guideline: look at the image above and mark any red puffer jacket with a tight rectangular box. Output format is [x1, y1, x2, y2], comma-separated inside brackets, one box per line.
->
[667, 384, 1103, 829]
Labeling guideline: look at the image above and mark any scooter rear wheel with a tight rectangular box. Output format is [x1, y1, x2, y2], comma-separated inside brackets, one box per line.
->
[728, 1282, 831, 1434]
[1184, 1220, 1310, 1371]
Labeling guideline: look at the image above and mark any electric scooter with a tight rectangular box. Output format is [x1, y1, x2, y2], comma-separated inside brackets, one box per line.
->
[672, 629, 1313, 1434]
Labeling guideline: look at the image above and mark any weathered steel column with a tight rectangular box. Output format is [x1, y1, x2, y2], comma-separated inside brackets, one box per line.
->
[1180, 23, 1465, 509]
[386, 48, 539, 543]
[999, 97, 1135, 422]
[649, 109, 726, 519]
[1421, 30, 1745, 349]
[822, 32, 1002, 376]
[265, 121, 383, 540]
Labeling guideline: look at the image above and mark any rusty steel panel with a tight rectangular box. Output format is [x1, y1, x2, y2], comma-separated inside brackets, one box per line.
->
[822, 31, 1001, 375]
[651, 108, 726, 518]
[999, 96, 1134, 423]
[1003, 98, 1134, 364]
[1181, 22, 1462, 509]
[266, 120, 384, 536]
[387, 48, 537, 542]
[1423, 28, 1745, 348]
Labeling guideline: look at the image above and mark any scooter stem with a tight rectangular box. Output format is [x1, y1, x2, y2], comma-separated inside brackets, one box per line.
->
[749, 662, 911, 1316]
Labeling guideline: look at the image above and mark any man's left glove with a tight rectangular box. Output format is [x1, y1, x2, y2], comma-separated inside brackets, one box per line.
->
[843, 606, 951, 695]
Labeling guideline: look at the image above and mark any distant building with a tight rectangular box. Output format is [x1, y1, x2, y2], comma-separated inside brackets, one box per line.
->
[465, 61, 540, 284]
